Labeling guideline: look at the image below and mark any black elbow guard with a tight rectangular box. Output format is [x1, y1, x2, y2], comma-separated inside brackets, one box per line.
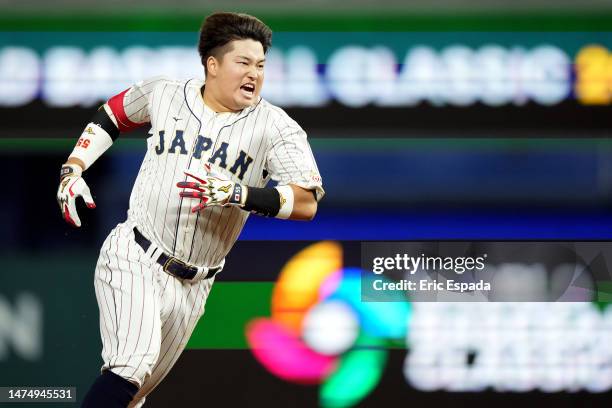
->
[91, 106, 120, 141]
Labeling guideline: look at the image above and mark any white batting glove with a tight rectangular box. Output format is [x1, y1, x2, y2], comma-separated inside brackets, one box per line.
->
[57, 164, 96, 227]
[177, 163, 247, 213]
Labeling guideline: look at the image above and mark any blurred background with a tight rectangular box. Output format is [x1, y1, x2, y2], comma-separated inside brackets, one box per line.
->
[1, 0, 611, 407]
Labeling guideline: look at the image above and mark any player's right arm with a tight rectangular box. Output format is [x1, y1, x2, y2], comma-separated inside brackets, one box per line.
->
[57, 76, 166, 227]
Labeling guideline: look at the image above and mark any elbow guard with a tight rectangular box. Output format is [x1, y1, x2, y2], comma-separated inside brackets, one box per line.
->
[68, 106, 118, 170]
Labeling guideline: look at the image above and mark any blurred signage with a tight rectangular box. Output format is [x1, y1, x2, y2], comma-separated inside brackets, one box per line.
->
[406, 302, 612, 393]
[575, 45, 612, 105]
[1, 41, 610, 108]
[0, 293, 42, 361]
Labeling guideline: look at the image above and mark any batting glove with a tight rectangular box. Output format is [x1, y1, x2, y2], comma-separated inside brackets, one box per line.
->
[57, 164, 96, 227]
[177, 163, 247, 213]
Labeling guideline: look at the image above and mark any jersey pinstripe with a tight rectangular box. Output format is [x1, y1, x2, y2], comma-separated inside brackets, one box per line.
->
[110, 76, 324, 268]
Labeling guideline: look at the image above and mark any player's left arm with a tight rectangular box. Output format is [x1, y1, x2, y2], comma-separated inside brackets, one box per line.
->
[177, 163, 319, 220]
[178, 117, 323, 221]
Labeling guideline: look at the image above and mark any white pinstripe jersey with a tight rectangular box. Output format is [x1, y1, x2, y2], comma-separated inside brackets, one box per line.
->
[108, 76, 324, 268]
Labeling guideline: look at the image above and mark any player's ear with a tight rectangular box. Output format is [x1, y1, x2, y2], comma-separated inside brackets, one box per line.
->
[206, 56, 218, 77]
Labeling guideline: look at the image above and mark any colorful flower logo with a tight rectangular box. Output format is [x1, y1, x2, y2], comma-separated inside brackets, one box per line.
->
[246, 241, 411, 407]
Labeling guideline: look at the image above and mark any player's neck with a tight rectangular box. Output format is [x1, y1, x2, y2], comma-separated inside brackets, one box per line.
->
[201, 85, 240, 114]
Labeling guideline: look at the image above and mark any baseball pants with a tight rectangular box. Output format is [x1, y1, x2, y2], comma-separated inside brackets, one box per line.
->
[93, 220, 215, 407]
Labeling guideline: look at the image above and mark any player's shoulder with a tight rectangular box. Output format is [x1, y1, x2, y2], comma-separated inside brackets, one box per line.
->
[135, 76, 189, 93]
[256, 98, 301, 131]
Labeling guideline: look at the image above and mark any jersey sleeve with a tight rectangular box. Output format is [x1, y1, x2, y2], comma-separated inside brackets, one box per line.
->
[266, 115, 325, 201]
[105, 76, 168, 132]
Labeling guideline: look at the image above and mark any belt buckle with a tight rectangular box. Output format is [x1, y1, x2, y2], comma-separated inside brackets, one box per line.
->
[163, 257, 188, 275]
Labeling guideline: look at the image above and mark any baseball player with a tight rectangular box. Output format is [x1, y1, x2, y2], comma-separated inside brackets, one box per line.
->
[56, 12, 324, 407]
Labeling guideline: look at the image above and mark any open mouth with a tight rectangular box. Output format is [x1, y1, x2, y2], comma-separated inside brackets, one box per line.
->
[240, 83, 255, 97]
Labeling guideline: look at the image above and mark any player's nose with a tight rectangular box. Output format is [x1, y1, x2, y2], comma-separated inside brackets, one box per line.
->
[246, 67, 258, 81]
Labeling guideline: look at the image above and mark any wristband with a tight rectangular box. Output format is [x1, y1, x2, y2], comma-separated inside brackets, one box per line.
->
[60, 163, 82, 180]
[227, 184, 247, 206]
[274, 185, 294, 219]
[243, 187, 280, 217]
[241, 185, 295, 219]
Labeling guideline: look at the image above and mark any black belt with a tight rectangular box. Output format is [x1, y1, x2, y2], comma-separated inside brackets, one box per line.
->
[133, 227, 221, 280]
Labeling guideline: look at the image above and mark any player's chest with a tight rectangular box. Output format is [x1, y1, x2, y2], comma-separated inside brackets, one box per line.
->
[149, 110, 268, 181]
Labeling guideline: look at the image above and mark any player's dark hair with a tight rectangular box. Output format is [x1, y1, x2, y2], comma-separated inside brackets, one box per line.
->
[198, 12, 272, 73]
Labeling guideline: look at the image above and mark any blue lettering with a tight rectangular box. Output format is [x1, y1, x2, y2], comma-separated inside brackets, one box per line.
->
[193, 135, 213, 159]
[209, 142, 229, 169]
[229, 150, 254, 180]
[155, 130, 165, 155]
[168, 130, 187, 155]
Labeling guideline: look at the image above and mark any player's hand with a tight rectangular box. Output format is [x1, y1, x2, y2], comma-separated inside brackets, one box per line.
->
[56, 165, 96, 227]
[177, 163, 247, 213]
